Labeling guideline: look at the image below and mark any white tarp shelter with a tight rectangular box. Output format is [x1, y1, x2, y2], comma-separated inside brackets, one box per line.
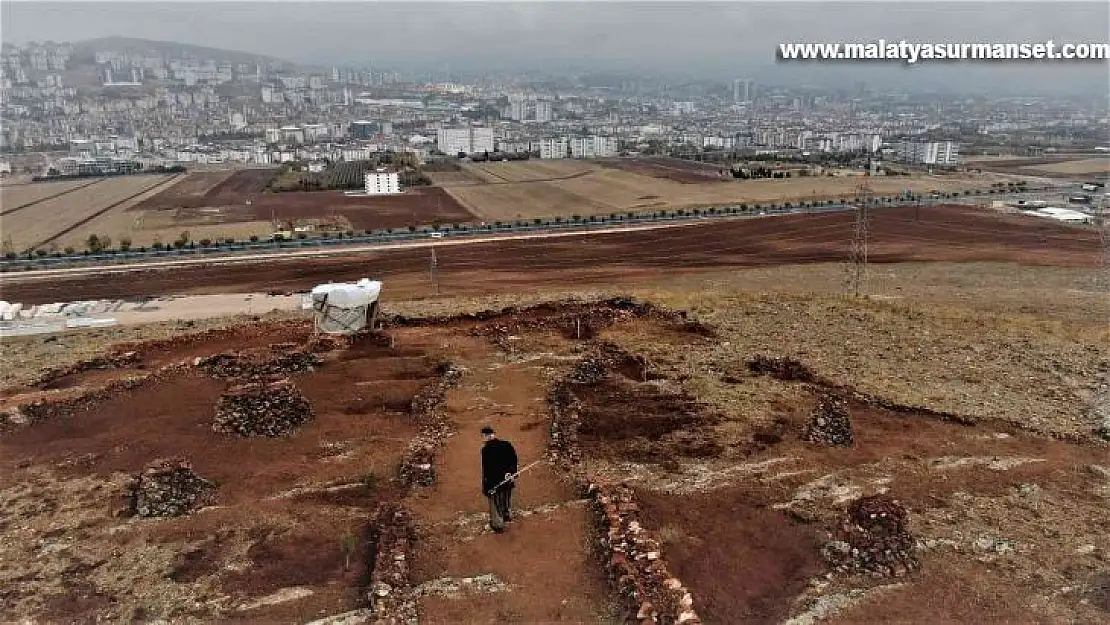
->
[310, 279, 382, 334]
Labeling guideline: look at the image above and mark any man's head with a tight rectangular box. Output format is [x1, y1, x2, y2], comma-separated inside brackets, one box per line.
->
[481, 425, 495, 441]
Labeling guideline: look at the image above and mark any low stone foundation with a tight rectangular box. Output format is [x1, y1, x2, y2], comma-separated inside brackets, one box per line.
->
[366, 505, 417, 624]
[593, 483, 701, 625]
[397, 364, 465, 489]
[550, 347, 702, 625]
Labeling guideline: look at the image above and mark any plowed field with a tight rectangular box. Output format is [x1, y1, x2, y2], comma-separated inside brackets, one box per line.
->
[4, 205, 1097, 305]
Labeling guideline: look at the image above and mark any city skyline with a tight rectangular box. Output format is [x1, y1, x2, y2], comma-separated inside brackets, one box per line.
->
[3, 1, 1109, 95]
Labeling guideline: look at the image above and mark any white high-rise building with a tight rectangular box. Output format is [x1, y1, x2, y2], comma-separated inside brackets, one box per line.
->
[534, 100, 553, 123]
[895, 140, 959, 166]
[539, 137, 568, 159]
[437, 126, 494, 156]
[365, 170, 400, 195]
[570, 136, 619, 158]
[732, 79, 754, 102]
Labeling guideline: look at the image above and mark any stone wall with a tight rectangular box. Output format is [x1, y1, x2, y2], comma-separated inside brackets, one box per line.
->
[366, 504, 418, 625]
[549, 347, 702, 625]
[397, 363, 465, 489]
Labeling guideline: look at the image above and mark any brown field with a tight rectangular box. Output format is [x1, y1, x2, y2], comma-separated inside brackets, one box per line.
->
[1, 174, 178, 252]
[449, 160, 1005, 221]
[1, 251, 1106, 623]
[1019, 157, 1110, 176]
[9, 169, 477, 251]
[595, 156, 731, 183]
[424, 169, 487, 186]
[0, 178, 102, 214]
[131, 169, 475, 238]
[4, 205, 1099, 306]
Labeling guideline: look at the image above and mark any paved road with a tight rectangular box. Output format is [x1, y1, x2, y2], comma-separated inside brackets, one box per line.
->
[0, 218, 717, 284]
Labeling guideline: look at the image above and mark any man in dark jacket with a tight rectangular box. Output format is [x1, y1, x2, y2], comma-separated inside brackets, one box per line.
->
[481, 425, 518, 533]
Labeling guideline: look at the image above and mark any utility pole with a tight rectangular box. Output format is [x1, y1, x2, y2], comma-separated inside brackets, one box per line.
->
[847, 182, 871, 297]
[429, 246, 440, 295]
[1098, 214, 1110, 294]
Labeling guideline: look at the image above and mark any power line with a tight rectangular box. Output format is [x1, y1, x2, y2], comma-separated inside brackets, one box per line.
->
[430, 245, 440, 295]
[846, 182, 871, 296]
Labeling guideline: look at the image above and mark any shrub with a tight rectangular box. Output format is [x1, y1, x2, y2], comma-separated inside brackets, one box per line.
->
[199, 238, 212, 247]
[296, 232, 307, 240]
[34, 249, 47, 257]
[4, 252, 15, 260]
[63, 246, 75, 254]
[249, 235, 259, 242]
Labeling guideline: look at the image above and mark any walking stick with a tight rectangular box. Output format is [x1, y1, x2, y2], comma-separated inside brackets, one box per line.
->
[487, 460, 543, 496]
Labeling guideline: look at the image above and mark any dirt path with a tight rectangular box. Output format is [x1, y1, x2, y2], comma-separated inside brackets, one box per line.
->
[405, 336, 611, 623]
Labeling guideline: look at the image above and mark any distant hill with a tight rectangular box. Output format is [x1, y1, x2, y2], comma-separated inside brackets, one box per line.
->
[70, 36, 296, 68]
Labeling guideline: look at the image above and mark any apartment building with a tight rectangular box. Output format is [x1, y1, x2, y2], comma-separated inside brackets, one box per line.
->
[570, 135, 619, 158]
[437, 126, 494, 155]
[539, 137, 568, 159]
[895, 140, 959, 166]
[365, 169, 400, 195]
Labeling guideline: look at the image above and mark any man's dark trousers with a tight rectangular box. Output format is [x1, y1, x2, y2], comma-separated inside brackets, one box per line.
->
[482, 438, 518, 532]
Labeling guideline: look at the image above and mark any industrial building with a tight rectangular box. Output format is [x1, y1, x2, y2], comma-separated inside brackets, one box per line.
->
[364, 169, 400, 195]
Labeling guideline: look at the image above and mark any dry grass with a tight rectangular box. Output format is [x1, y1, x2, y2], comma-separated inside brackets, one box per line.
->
[446, 161, 1007, 221]
[2, 174, 178, 251]
[0, 179, 95, 209]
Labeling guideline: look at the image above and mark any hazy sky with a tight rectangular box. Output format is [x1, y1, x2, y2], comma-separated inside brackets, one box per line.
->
[3, 1, 1109, 94]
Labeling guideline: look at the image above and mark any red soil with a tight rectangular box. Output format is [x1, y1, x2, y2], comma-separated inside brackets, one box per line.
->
[597, 156, 730, 183]
[0, 326, 445, 622]
[5, 205, 1098, 305]
[135, 169, 475, 232]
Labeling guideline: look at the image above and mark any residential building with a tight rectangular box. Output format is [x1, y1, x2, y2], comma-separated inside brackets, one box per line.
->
[534, 100, 553, 123]
[364, 169, 399, 194]
[570, 135, 618, 158]
[365, 170, 400, 195]
[539, 137, 568, 159]
[437, 126, 494, 155]
[732, 79, 754, 102]
[895, 140, 959, 166]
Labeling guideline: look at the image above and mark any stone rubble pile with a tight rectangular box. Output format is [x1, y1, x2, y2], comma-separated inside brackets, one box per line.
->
[802, 393, 854, 447]
[33, 350, 141, 387]
[366, 505, 418, 625]
[746, 355, 820, 383]
[398, 364, 465, 489]
[384, 297, 711, 343]
[129, 457, 215, 517]
[594, 484, 700, 625]
[547, 381, 584, 475]
[823, 494, 918, 578]
[195, 347, 321, 379]
[305, 333, 354, 353]
[213, 377, 313, 437]
[15, 363, 190, 429]
[568, 358, 608, 385]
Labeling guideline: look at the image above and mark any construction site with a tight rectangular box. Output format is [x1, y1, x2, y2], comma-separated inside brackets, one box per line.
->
[1, 191, 1108, 624]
